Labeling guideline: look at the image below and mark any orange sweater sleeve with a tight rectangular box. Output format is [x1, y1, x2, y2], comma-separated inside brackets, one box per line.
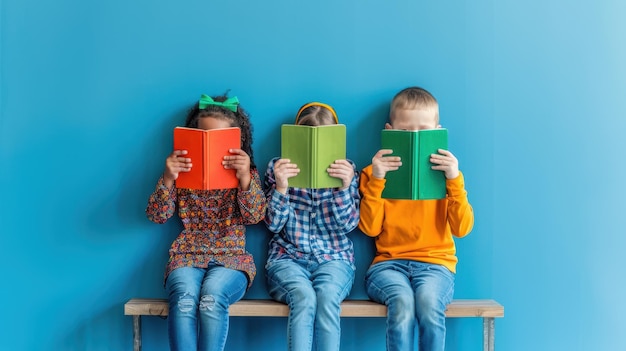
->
[358, 165, 474, 273]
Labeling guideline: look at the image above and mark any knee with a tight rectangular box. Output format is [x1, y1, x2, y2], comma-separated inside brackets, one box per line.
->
[198, 293, 229, 314]
[415, 291, 445, 321]
[170, 291, 198, 314]
[288, 287, 316, 311]
[388, 294, 414, 320]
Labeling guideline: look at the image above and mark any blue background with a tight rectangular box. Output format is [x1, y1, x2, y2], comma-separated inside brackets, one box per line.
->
[2, 0, 625, 350]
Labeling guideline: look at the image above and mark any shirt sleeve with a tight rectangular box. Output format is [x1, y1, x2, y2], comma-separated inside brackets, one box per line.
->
[326, 161, 360, 234]
[237, 168, 267, 225]
[445, 172, 474, 237]
[145, 176, 176, 224]
[357, 165, 386, 237]
[263, 158, 293, 233]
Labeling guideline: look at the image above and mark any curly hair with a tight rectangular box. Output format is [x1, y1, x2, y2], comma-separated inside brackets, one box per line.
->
[184, 94, 257, 169]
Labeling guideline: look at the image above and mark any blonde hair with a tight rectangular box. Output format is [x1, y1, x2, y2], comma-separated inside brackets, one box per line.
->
[390, 87, 439, 122]
[295, 102, 338, 126]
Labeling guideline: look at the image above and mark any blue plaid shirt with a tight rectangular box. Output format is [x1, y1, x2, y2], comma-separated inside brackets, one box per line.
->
[263, 157, 360, 268]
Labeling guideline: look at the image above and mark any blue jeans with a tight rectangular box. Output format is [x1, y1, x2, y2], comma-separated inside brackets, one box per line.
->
[266, 259, 355, 351]
[365, 260, 454, 351]
[165, 266, 248, 351]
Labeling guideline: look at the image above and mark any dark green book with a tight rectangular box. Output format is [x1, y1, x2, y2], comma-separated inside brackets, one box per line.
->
[281, 124, 346, 189]
[381, 129, 448, 200]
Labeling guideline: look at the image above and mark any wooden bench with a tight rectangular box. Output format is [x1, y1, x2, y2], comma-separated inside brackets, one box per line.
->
[125, 298, 504, 351]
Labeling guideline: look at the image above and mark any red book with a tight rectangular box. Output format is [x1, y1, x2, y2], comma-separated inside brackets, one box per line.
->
[173, 127, 241, 190]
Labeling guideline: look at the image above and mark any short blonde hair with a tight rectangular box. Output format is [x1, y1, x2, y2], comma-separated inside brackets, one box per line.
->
[390, 87, 439, 122]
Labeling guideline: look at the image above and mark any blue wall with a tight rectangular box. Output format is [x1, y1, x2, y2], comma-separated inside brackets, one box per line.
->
[2, 0, 625, 350]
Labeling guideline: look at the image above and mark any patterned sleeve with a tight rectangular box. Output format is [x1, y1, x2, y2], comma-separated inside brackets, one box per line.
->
[237, 168, 267, 225]
[327, 160, 361, 233]
[145, 176, 176, 224]
[263, 158, 292, 233]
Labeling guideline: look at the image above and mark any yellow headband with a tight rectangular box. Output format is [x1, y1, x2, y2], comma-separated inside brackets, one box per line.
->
[295, 102, 339, 124]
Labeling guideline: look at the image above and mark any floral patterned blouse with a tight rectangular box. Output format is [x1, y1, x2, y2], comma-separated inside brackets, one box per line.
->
[146, 169, 266, 287]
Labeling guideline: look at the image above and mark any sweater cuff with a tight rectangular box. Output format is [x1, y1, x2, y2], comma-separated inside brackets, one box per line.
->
[270, 188, 289, 208]
[365, 176, 387, 198]
[446, 171, 467, 196]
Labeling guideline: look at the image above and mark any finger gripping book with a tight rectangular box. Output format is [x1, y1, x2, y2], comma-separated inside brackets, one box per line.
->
[281, 124, 346, 189]
[381, 128, 448, 200]
[173, 126, 241, 190]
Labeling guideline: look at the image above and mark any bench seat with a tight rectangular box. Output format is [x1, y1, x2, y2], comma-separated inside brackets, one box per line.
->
[124, 298, 504, 351]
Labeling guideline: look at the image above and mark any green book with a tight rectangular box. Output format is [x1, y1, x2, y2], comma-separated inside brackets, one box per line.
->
[281, 124, 346, 189]
[381, 129, 448, 200]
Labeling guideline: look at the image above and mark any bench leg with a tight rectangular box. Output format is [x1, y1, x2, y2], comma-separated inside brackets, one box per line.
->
[483, 317, 495, 351]
[133, 315, 142, 351]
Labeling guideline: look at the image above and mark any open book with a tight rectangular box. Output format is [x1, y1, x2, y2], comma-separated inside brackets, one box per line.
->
[381, 128, 448, 200]
[281, 124, 346, 189]
[173, 126, 240, 190]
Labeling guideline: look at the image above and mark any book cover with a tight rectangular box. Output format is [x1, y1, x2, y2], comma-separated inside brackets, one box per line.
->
[381, 128, 448, 200]
[173, 126, 241, 190]
[281, 124, 346, 189]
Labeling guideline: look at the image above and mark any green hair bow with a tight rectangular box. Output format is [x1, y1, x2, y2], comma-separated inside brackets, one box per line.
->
[198, 95, 239, 112]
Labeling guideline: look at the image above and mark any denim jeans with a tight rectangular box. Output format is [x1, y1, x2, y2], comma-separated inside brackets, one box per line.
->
[365, 260, 454, 351]
[266, 259, 355, 351]
[165, 266, 248, 351]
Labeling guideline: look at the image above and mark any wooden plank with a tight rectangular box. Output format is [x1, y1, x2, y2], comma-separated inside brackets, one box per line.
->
[125, 298, 503, 318]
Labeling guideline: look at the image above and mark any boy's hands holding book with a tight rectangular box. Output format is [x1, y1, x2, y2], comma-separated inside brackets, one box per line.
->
[223, 149, 252, 191]
[163, 150, 192, 188]
[273, 158, 300, 194]
[327, 159, 355, 190]
[371, 149, 402, 179]
[430, 149, 459, 180]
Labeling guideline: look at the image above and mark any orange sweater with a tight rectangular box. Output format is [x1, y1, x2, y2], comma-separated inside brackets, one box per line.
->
[358, 165, 474, 273]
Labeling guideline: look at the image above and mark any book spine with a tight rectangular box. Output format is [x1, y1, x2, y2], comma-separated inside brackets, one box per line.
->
[412, 132, 420, 199]
[311, 128, 318, 187]
[203, 132, 209, 189]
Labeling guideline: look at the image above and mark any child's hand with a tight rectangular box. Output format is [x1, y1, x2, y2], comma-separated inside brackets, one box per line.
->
[430, 149, 459, 179]
[371, 149, 402, 179]
[223, 149, 251, 191]
[327, 160, 355, 190]
[273, 158, 299, 194]
[163, 150, 192, 188]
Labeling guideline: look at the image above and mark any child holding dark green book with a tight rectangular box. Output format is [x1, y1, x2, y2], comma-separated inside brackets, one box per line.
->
[263, 102, 360, 351]
[358, 87, 475, 351]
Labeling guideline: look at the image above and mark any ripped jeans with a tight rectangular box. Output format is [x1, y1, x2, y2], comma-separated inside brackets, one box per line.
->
[165, 266, 248, 351]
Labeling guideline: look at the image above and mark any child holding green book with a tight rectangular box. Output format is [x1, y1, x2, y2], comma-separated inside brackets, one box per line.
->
[263, 102, 360, 351]
[358, 87, 475, 351]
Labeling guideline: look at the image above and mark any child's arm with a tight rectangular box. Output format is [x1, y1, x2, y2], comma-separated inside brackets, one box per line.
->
[433, 150, 473, 236]
[263, 158, 295, 233]
[146, 152, 184, 223]
[358, 149, 400, 236]
[146, 176, 177, 224]
[445, 172, 474, 237]
[236, 168, 267, 224]
[323, 160, 360, 233]
[357, 165, 386, 237]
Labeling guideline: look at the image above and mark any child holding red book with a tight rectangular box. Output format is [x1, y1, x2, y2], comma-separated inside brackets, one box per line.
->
[146, 93, 266, 351]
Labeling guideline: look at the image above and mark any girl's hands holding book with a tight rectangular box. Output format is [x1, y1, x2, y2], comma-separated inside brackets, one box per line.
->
[327, 159, 355, 190]
[163, 150, 192, 188]
[273, 158, 300, 194]
[223, 149, 252, 191]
